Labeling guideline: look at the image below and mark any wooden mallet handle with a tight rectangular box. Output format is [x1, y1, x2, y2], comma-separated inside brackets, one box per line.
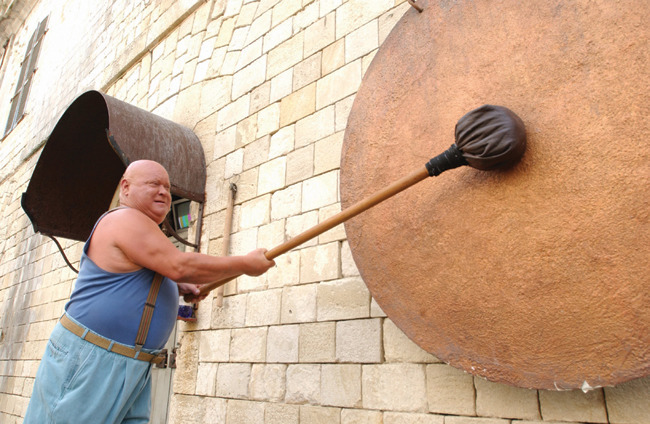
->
[191, 166, 431, 299]
[187, 104, 526, 301]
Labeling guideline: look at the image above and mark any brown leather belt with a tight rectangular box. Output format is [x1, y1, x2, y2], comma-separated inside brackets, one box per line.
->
[60, 314, 166, 365]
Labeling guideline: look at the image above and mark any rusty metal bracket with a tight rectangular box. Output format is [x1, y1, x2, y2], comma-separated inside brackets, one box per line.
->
[407, 0, 423, 13]
[163, 214, 198, 249]
[155, 347, 177, 369]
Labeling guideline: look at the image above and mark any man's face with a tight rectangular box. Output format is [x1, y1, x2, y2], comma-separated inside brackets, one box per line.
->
[122, 162, 172, 224]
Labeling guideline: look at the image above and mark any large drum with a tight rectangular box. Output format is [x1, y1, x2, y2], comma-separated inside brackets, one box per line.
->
[341, 0, 649, 390]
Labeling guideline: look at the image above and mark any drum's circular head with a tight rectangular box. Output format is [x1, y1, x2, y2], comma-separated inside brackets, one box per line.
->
[341, 0, 649, 390]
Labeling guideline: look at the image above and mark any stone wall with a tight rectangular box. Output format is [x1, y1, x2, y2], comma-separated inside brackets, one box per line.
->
[0, 0, 648, 423]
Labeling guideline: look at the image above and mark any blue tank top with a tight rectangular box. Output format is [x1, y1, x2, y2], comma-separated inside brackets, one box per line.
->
[65, 209, 179, 349]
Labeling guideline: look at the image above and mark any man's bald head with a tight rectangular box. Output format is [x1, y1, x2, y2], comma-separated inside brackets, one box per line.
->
[118, 160, 172, 224]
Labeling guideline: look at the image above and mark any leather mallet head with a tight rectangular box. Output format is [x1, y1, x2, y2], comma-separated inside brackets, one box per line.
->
[425, 105, 527, 176]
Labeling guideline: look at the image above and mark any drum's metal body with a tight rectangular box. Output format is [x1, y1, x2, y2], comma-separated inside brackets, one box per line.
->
[341, 0, 649, 390]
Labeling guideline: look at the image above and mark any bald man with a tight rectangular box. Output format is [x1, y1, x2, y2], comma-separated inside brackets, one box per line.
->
[25, 160, 275, 423]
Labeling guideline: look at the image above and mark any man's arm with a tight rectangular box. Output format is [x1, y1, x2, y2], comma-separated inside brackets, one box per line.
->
[88, 207, 274, 283]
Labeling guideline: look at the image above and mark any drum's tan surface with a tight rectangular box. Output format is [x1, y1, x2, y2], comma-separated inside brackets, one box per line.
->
[340, 0, 649, 390]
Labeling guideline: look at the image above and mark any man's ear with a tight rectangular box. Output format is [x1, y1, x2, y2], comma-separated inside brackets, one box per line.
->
[120, 178, 130, 197]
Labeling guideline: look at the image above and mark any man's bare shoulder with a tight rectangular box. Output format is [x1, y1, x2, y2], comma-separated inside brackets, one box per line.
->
[93, 207, 160, 240]
[101, 207, 154, 225]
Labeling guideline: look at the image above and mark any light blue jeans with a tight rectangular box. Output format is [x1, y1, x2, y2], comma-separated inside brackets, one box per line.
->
[24, 315, 156, 423]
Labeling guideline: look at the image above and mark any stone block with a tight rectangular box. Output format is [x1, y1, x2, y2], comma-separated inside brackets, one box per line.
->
[295, 0, 319, 28]
[204, 397, 227, 424]
[245, 288, 282, 326]
[341, 408, 383, 424]
[317, 60, 362, 110]
[539, 388, 608, 423]
[233, 38, 266, 73]
[258, 219, 285, 251]
[383, 412, 445, 424]
[336, 318, 382, 363]
[425, 364, 475, 415]
[230, 26, 249, 50]
[224, 0, 243, 18]
[243, 136, 271, 171]
[236, 1, 258, 27]
[286, 211, 319, 249]
[232, 55, 266, 99]
[216, 363, 251, 398]
[605, 376, 650, 424]
[300, 242, 341, 283]
[258, 156, 286, 194]
[211, 294, 246, 328]
[314, 131, 344, 175]
[384, 319, 439, 364]
[217, 94, 250, 131]
[269, 124, 295, 159]
[214, 124, 237, 160]
[239, 194, 271, 229]
[234, 104, 259, 144]
[173, 331, 199, 395]
[272, 0, 302, 26]
[250, 363, 287, 401]
[257, 102, 280, 138]
[271, 68, 293, 103]
[305, 13, 336, 58]
[475, 377, 540, 420]
[280, 82, 316, 127]
[230, 327, 267, 362]
[229, 227, 258, 257]
[223, 149, 244, 179]
[267, 250, 301, 288]
[239, 272, 268, 294]
[299, 321, 336, 363]
[199, 329, 231, 362]
[300, 405, 342, 423]
[294, 53, 322, 91]
[271, 183, 302, 220]
[286, 364, 321, 404]
[321, 42, 343, 82]
[196, 362, 218, 396]
[295, 106, 335, 148]
[345, 20, 378, 63]
[267, 324, 300, 363]
[281, 283, 317, 324]
[200, 76, 233, 117]
[341, 241, 360, 277]
[317, 277, 370, 321]
[321, 364, 362, 407]
[226, 399, 265, 423]
[251, 81, 271, 114]
[246, 9, 272, 46]
[264, 19, 293, 53]
[362, 363, 427, 412]
[286, 144, 314, 185]
[379, 3, 409, 44]
[335, 0, 393, 39]
[221, 50, 240, 75]
[233, 167, 259, 204]
[168, 394, 208, 424]
[444, 417, 510, 424]
[267, 32, 304, 78]
[318, 203, 346, 243]
[266, 402, 300, 424]
[302, 171, 338, 212]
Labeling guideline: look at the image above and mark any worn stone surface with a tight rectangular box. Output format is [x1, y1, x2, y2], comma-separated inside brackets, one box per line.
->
[362, 363, 427, 412]
[340, 0, 650, 390]
[425, 364, 475, 416]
